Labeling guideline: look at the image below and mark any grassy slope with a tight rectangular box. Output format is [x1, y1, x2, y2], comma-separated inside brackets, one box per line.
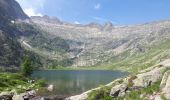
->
[0, 73, 45, 93]
[88, 39, 170, 72]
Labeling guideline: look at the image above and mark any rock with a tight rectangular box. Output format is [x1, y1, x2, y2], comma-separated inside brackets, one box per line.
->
[28, 90, 36, 97]
[160, 70, 170, 89]
[20, 93, 29, 100]
[47, 84, 54, 92]
[161, 70, 170, 99]
[67, 93, 88, 100]
[12, 95, 20, 100]
[133, 67, 165, 87]
[0, 91, 13, 100]
[110, 83, 128, 98]
[154, 95, 162, 100]
[149, 95, 154, 100]
[10, 89, 17, 95]
[140, 94, 144, 98]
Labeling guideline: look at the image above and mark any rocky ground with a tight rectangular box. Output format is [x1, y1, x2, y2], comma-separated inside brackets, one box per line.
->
[1, 59, 170, 100]
[67, 59, 170, 100]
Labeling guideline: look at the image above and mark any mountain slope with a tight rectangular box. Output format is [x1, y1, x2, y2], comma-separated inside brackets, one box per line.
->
[0, 0, 28, 21]
[1, 0, 170, 72]
[31, 16, 170, 71]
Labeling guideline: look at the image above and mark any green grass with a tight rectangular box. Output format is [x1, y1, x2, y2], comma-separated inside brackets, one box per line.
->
[0, 73, 46, 93]
[91, 39, 170, 73]
[88, 86, 112, 100]
[121, 80, 161, 100]
[87, 79, 161, 100]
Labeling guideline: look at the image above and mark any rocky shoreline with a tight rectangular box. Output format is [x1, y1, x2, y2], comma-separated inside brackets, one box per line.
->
[1, 59, 170, 100]
[67, 59, 170, 100]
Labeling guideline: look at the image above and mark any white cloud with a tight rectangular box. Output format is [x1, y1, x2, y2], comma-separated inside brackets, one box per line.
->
[16, 0, 46, 17]
[24, 8, 42, 17]
[74, 21, 80, 24]
[93, 17, 106, 21]
[94, 3, 101, 10]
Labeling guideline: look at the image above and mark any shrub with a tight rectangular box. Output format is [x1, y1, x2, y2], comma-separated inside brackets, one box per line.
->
[128, 75, 137, 87]
[88, 86, 112, 100]
[21, 56, 33, 77]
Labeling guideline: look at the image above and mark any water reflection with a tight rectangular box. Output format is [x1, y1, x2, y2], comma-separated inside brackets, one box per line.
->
[32, 70, 128, 96]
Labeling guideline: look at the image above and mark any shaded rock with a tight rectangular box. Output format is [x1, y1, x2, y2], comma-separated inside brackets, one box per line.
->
[110, 83, 128, 98]
[0, 91, 13, 100]
[20, 93, 29, 100]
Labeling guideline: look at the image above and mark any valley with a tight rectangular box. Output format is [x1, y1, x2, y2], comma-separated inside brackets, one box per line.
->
[0, 0, 170, 100]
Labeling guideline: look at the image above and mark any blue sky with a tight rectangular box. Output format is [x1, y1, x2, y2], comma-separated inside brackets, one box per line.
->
[16, 0, 170, 25]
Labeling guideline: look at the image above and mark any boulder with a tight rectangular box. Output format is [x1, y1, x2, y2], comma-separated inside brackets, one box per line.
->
[154, 95, 162, 100]
[47, 84, 54, 92]
[20, 93, 29, 100]
[12, 95, 20, 100]
[160, 70, 170, 89]
[161, 71, 170, 99]
[110, 83, 128, 98]
[28, 90, 36, 97]
[133, 67, 165, 87]
[67, 93, 88, 100]
[0, 91, 13, 100]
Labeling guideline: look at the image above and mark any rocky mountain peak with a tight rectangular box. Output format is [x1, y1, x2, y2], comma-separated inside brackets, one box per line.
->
[31, 15, 62, 24]
[0, 0, 28, 20]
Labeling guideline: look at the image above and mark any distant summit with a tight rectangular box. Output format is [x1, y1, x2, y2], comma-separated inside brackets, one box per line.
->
[31, 15, 63, 24]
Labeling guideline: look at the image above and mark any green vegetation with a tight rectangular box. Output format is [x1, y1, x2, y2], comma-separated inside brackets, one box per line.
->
[0, 73, 46, 93]
[88, 80, 161, 100]
[88, 86, 112, 100]
[21, 56, 33, 76]
[120, 80, 161, 100]
[127, 75, 137, 87]
[92, 39, 170, 73]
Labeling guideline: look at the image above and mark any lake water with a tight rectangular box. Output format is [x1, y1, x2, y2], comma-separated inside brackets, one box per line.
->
[32, 70, 128, 96]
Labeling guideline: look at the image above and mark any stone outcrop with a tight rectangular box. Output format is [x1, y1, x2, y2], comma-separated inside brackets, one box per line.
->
[110, 83, 128, 97]
[133, 66, 167, 88]
[0, 90, 37, 100]
[160, 70, 170, 99]
[67, 65, 170, 100]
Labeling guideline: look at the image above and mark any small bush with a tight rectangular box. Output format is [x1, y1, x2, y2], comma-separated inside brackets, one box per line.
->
[21, 56, 33, 77]
[36, 79, 46, 87]
[128, 75, 137, 87]
[88, 86, 112, 100]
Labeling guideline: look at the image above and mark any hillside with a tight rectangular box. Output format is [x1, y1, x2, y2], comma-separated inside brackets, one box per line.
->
[0, 0, 170, 72]
[30, 16, 170, 72]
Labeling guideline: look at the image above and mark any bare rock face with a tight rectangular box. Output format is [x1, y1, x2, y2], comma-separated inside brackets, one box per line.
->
[133, 67, 166, 87]
[110, 84, 128, 98]
[161, 70, 170, 99]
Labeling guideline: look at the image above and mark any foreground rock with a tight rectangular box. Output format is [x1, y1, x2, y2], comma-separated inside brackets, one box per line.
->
[161, 70, 170, 99]
[110, 83, 128, 97]
[133, 66, 166, 88]
[0, 92, 13, 100]
[0, 90, 37, 100]
[47, 84, 54, 92]
[67, 64, 170, 100]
